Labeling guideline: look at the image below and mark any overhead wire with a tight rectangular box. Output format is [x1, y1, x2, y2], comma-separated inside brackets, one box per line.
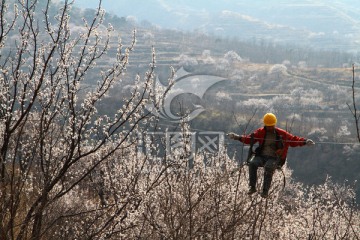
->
[144, 121, 360, 146]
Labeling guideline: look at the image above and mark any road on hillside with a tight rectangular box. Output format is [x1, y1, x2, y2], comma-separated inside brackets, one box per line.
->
[287, 71, 360, 90]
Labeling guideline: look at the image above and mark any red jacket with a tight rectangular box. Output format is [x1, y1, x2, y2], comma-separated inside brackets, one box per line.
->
[239, 127, 306, 161]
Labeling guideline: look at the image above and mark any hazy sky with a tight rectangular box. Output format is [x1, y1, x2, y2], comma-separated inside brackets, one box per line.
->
[73, 0, 360, 51]
[74, 0, 360, 30]
[74, 0, 241, 29]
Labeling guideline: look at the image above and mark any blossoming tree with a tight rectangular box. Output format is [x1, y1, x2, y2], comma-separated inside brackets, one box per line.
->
[0, 0, 170, 238]
[0, 1, 359, 240]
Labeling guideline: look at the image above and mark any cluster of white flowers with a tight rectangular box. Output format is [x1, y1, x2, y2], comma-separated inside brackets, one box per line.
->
[268, 63, 288, 75]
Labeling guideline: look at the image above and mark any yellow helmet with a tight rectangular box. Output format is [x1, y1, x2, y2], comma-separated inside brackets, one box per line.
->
[263, 113, 277, 126]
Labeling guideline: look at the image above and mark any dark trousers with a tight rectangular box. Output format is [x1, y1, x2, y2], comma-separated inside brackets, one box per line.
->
[248, 155, 279, 193]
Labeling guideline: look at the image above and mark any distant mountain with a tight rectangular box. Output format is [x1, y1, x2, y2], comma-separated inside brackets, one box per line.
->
[74, 0, 360, 52]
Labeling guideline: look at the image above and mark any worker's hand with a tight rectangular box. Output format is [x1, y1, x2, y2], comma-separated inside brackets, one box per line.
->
[305, 139, 315, 146]
[227, 132, 239, 140]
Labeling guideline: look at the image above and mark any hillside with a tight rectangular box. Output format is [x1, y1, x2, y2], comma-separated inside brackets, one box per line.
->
[69, 4, 360, 197]
[2, 0, 360, 210]
[1, 1, 359, 238]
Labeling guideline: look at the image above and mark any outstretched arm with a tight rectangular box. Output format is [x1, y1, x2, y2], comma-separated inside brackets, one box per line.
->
[227, 128, 262, 144]
[227, 132, 241, 141]
[283, 131, 314, 147]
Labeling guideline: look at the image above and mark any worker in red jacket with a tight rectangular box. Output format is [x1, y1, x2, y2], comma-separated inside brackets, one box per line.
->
[228, 113, 315, 198]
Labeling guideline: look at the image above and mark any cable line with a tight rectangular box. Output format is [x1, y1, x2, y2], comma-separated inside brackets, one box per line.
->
[147, 122, 360, 146]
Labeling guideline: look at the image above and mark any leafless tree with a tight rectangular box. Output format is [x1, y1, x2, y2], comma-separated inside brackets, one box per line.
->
[348, 64, 360, 142]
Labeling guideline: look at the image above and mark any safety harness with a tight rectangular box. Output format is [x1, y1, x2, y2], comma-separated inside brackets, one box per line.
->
[246, 133, 255, 164]
[245, 131, 286, 193]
